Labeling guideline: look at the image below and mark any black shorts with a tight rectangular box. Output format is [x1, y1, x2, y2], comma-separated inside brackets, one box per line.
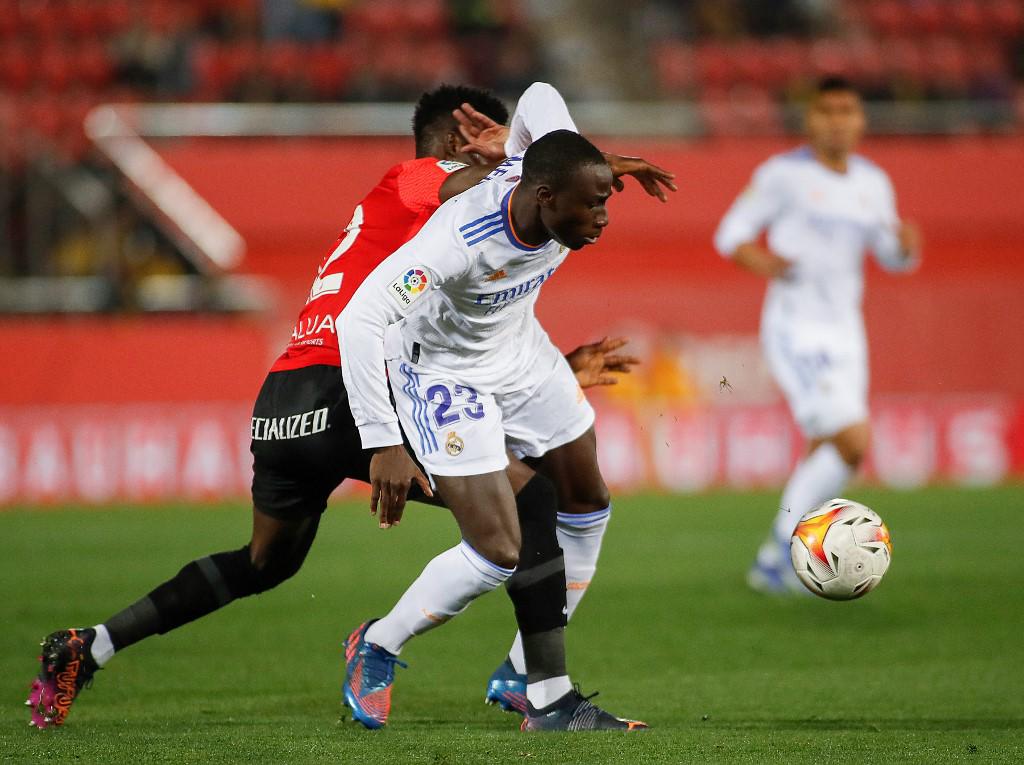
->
[250, 364, 371, 519]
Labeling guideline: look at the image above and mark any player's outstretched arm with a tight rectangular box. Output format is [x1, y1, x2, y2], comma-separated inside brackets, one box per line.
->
[566, 336, 641, 388]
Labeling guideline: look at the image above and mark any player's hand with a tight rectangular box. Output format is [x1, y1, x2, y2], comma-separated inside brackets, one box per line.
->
[566, 336, 641, 388]
[368, 445, 432, 529]
[898, 221, 922, 261]
[453, 103, 510, 162]
[733, 243, 793, 280]
[603, 154, 677, 202]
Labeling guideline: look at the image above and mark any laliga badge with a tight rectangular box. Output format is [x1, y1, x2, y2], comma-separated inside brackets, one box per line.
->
[388, 267, 430, 312]
[445, 431, 465, 457]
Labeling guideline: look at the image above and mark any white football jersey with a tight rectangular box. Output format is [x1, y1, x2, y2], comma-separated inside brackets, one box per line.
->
[714, 146, 913, 329]
[340, 155, 570, 448]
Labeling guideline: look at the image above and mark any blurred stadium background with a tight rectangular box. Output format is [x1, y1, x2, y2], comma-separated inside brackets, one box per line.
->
[2, 0, 1024, 505]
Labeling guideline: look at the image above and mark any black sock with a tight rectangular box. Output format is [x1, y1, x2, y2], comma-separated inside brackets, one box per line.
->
[104, 547, 257, 650]
[506, 473, 567, 682]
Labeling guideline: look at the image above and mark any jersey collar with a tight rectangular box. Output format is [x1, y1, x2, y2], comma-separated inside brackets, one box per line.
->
[501, 186, 548, 252]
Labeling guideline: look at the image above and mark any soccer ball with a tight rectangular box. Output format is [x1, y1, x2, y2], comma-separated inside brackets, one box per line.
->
[789, 498, 892, 600]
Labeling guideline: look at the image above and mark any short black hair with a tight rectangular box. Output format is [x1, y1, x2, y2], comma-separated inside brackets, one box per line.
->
[817, 75, 857, 95]
[521, 130, 607, 189]
[412, 84, 508, 156]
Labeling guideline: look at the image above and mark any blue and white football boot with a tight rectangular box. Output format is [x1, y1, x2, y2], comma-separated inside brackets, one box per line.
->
[747, 533, 809, 596]
[484, 658, 527, 715]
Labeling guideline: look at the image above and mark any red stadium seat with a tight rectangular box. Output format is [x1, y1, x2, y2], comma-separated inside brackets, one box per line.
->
[907, 0, 944, 36]
[732, 41, 772, 89]
[20, 1, 67, 41]
[406, 0, 449, 38]
[308, 45, 354, 100]
[652, 43, 695, 97]
[39, 46, 76, 93]
[418, 40, 463, 84]
[192, 42, 260, 101]
[924, 37, 969, 91]
[77, 40, 116, 91]
[864, 0, 907, 37]
[264, 43, 304, 85]
[809, 39, 852, 79]
[695, 43, 737, 91]
[886, 37, 926, 81]
[848, 38, 885, 85]
[985, 0, 1024, 37]
[0, 42, 34, 93]
[949, 0, 986, 37]
[766, 39, 811, 90]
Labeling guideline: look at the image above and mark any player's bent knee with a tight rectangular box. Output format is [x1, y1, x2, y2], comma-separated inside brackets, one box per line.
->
[472, 535, 520, 570]
[565, 482, 611, 516]
[245, 542, 307, 593]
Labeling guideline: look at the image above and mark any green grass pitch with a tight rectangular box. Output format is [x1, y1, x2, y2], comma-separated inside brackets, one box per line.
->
[2, 487, 1023, 763]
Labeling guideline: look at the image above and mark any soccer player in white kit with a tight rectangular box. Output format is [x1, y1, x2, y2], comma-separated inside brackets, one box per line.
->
[714, 77, 922, 594]
[339, 85, 653, 730]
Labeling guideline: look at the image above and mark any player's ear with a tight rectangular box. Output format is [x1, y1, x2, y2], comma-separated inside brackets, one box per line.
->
[444, 130, 461, 160]
[536, 184, 555, 209]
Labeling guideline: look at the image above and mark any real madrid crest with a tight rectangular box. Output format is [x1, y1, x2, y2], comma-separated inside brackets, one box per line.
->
[445, 431, 465, 457]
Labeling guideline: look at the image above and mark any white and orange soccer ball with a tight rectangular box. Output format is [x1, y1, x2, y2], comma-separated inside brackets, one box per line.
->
[789, 499, 892, 600]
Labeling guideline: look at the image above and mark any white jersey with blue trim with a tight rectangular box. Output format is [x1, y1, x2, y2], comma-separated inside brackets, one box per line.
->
[339, 155, 571, 449]
[714, 146, 911, 330]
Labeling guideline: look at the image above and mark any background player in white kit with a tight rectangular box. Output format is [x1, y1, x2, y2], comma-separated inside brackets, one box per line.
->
[714, 77, 922, 594]
[339, 84, 650, 729]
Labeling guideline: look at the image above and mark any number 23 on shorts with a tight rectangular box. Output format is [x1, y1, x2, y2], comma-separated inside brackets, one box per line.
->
[426, 383, 485, 428]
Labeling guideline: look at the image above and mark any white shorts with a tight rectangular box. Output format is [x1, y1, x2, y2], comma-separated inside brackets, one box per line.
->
[763, 322, 868, 439]
[386, 342, 594, 477]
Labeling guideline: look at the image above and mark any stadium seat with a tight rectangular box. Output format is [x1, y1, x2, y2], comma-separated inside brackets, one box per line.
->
[766, 39, 811, 91]
[949, 0, 986, 37]
[904, 0, 943, 35]
[39, 46, 76, 94]
[652, 42, 695, 97]
[0, 42, 33, 93]
[987, 0, 1024, 37]
[695, 43, 737, 91]
[864, 0, 907, 37]
[308, 45, 354, 100]
[809, 39, 852, 79]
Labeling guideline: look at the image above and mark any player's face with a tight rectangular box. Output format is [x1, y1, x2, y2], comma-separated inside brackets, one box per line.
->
[540, 163, 613, 251]
[806, 90, 865, 158]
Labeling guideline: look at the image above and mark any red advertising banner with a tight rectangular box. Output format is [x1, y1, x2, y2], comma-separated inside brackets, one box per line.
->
[1, 395, 1020, 506]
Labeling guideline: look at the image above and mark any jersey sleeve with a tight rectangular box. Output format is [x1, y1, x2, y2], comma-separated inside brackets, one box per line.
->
[713, 158, 788, 258]
[396, 159, 467, 214]
[868, 169, 916, 272]
[339, 202, 473, 448]
[504, 82, 579, 157]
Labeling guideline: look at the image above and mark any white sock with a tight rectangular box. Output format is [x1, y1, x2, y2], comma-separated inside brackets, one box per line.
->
[760, 443, 853, 565]
[90, 624, 115, 667]
[364, 541, 514, 655]
[527, 675, 573, 709]
[508, 505, 611, 675]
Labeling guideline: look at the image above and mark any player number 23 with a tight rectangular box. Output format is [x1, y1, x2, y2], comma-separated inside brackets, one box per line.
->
[427, 384, 485, 428]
